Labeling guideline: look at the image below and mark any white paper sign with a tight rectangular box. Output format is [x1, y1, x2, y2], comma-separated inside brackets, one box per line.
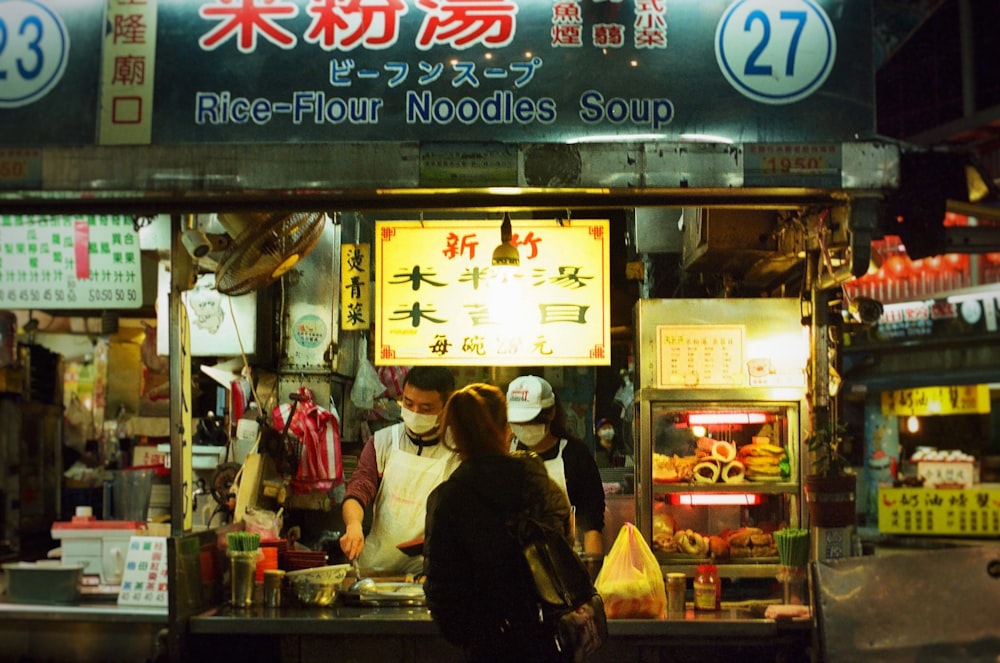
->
[117, 536, 169, 608]
[156, 263, 256, 356]
[0, 215, 143, 309]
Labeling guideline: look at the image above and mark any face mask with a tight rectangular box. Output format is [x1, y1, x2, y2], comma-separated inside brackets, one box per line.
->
[599, 429, 615, 441]
[401, 406, 438, 436]
[511, 423, 548, 447]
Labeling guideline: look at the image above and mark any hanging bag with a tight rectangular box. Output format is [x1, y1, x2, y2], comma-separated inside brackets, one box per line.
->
[509, 516, 608, 662]
[595, 522, 666, 619]
[271, 387, 344, 494]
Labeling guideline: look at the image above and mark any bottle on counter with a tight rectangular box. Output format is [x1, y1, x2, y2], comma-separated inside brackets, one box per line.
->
[694, 563, 720, 611]
[234, 402, 260, 465]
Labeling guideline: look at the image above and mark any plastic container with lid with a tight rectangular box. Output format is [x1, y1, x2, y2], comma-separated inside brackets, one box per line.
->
[693, 564, 720, 611]
[50, 506, 147, 585]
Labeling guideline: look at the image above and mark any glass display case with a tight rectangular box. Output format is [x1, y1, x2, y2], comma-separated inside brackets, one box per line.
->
[633, 298, 809, 580]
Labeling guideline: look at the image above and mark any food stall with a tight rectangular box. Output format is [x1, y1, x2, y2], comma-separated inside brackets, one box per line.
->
[4, 0, 996, 661]
[632, 298, 809, 586]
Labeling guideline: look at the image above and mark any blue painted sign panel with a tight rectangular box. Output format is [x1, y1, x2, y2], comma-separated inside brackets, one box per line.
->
[0, 0, 103, 146]
[0, 0, 874, 147]
[151, 0, 873, 144]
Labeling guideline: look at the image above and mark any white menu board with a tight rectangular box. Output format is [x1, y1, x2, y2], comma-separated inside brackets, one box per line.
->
[0, 215, 143, 309]
[656, 325, 746, 389]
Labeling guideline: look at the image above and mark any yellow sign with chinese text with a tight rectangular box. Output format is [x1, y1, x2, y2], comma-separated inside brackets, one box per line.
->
[878, 486, 1000, 536]
[375, 219, 610, 366]
[881, 385, 990, 416]
[341, 243, 371, 331]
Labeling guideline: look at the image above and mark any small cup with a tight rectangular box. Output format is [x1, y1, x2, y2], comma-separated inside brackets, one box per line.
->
[666, 572, 686, 617]
[263, 569, 285, 608]
[776, 565, 809, 605]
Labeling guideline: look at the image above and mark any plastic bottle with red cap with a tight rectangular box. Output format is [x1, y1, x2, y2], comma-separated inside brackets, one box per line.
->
[693, 564, 721, 611]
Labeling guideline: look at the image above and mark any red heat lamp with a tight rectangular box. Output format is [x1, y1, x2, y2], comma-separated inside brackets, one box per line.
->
[670, 493, 763, 506]
[687, 412, 769, 425]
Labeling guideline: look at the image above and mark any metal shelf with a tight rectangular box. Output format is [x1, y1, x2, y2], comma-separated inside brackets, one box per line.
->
[655, 558, 781, 579]
[650, 481, 798, 495]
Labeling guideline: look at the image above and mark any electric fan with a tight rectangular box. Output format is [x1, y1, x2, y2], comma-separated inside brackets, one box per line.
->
[213, 212, 327, 296]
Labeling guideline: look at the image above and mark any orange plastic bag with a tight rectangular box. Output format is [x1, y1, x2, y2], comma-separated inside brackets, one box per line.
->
[594, 522, 666, 619]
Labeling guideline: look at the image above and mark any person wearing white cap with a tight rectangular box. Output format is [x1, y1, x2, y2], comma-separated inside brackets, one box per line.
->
[506, 375, 606, 555]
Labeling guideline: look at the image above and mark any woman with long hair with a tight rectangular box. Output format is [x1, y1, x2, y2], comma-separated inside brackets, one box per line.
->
[424, 383, 572, 662]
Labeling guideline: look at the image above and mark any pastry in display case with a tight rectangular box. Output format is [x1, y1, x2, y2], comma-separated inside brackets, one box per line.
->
[645, 403, 800, 574]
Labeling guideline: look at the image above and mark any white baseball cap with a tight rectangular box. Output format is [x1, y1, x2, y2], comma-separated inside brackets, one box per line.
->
[506, 375, 555, 423]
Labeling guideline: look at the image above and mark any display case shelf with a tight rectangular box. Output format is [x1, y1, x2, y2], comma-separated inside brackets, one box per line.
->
[654, 558, 782, 579]
[652, 482, 798, 495]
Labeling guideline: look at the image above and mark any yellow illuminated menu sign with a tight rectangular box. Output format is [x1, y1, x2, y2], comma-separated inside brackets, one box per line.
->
[881, 385, 991, 416]
[375, 219, 610, 366]
[878, 486, 1000, 536]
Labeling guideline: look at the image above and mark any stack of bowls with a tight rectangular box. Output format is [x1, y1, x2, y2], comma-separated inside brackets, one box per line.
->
[283, 550, 328, 571]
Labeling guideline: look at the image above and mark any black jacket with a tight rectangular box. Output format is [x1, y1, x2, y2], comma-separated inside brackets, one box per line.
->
[424, 452, 572, 663]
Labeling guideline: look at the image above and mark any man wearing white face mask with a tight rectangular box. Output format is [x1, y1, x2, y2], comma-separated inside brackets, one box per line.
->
[341, 366, 459, 575]
[507, 375, 606, 555]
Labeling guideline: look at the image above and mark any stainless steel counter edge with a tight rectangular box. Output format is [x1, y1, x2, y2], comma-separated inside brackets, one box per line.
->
[189, 606, 800, 638]
[0, 601, 168, 623]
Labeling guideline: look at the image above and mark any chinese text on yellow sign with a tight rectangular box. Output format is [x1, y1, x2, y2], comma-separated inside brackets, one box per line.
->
[375, 220, 610, 366]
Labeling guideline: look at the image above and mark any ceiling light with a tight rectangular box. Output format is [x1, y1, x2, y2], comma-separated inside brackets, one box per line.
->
[491, 212, 519, 268]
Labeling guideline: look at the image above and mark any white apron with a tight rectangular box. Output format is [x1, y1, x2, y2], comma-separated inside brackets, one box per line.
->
[543, 439, 569, 495]
[359, 427, 453, 575]
[510, 438, 569, 494]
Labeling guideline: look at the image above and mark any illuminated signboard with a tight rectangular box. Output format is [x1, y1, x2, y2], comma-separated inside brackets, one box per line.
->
[881, 385, 991, 416]
[375, 219, 610, 366]
[878, 486, 1000, 536]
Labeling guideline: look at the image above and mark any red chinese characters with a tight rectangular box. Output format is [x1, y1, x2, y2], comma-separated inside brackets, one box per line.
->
[415, 0, 518, 50]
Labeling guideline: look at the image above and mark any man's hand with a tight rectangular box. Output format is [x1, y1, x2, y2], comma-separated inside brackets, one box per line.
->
[340, 522, 366, 560]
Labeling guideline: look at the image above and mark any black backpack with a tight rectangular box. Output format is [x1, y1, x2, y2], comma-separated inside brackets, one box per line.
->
[507, 516, 608, 663]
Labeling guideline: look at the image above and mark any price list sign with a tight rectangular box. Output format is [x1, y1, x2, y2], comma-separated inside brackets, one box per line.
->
[878, 486, 1000, 536]
[118, 536, 169, 608]
[656, 325, 746, 388]
[0, 215, 143, 309]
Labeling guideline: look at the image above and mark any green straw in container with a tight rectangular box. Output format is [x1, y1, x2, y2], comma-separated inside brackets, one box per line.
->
[774, 528, 810, 567]
[227, 531, 261, 553]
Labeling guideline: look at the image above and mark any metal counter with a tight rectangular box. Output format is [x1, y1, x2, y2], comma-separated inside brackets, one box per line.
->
[0, 600, 168, 662]
[188, 603, 812, 663]
[190, 603, 792, 637]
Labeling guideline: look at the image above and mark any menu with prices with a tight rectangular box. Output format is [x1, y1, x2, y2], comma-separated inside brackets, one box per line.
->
[0, 215, 143, 309]
[118, 536, 169, 608]
[656, 325, 746, 389]
[878, 486, 1000, 536]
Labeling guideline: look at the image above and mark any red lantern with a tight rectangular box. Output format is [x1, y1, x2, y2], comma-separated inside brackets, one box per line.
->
[885, 255, 909, 279]
[985, 252, 1000, 265]
[944, 253, 969, 272]
[924, 255, 945, 273]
